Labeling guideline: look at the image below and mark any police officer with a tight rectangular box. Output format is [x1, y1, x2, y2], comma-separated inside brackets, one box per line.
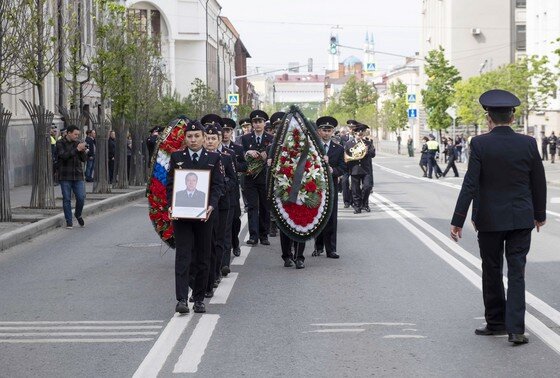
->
[341, 120, 358, 208]
[313, 116, 345, 259]
[344, 123, 375, 214]
[221, 117, 246, 260]
[239, 118, 252, 135]
[450, 89, 547, 345]
[241, 110, 273, 245]
[267, 111, 286, 238]
[166, 120, 225, 314]
[426, 134, 442, 179]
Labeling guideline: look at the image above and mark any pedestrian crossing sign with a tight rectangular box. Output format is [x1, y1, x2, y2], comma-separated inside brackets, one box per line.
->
[227, 93, 239, 106]
[366, 63, 376, 72]
[407, 94, 417, 103]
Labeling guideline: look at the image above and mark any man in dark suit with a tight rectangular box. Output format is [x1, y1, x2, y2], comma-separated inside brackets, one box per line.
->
[313, 116, 345, 259]
[174, 172, 206, 208]
[450, 89, 547, 345]
[167, 120, 224, 315]
[240, 110, 273, 245]
[341, 120, 357, 208]
[344, 123, 375, 213]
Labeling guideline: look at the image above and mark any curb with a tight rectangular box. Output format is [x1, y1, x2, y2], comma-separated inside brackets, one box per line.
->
[0, 189, 146, 253]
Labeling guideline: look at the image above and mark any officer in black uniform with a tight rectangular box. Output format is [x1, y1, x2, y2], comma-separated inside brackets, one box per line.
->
[267, 111, 286, 238]
[341, 120, 358, 208]
[313, 116, 345, 258]
[451, 89, 547, 345]
[166, 120, 224, 314]
[221, 117, 246, 260]
[344, 123, 375, 213]
[241, 110, 273, 245]
[147, 126, 163, 162]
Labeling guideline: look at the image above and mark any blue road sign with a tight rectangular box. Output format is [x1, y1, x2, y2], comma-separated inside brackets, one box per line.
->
[407, 94, 417, 103]
[366, 63, 376, 72]
[407, 109, 418, 118]
[227, 93, 239, 105]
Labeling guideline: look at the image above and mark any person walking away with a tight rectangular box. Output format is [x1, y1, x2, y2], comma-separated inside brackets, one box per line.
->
[85, 129, 96, 182]
[426, 135, 442, 179]
[541, 132, 549, 161]
[549, 132, 557, 163]
[442, 141, 459, 177]
[55, 125, 87, 228]
[419, 136, 428, 176]
[450, 89, 546, 345]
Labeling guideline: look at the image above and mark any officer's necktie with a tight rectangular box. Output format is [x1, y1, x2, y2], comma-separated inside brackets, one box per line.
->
[324, 143, 328, 153]
[192, 152, 198, 164]
[256, 136, 261, 145]
[189, 193, 193, 198]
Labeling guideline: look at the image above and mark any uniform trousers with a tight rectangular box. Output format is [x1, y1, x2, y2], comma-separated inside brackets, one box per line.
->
[244, 175, 270, 240]
[230, 202, 241, 250]
[315, 195, 338, 253]
[208, 207, 229, 292]
[351, 174, 372, 208]
[477, 228, 531, 334]
[173, 217, 213, 302]
[222, 203, 236, 268]
[341, 173, 352, 206]
[442, 158, 459, 177]
[280, 231, 305, 262]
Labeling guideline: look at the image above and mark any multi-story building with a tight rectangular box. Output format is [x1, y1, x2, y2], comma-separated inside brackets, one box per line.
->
[527, 0, 560, 135]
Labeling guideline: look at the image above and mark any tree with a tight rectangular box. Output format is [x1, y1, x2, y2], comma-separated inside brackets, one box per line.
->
[381, 80, 409, 132]
[338, 75, 377, 117]
[187, 78, 221, 119]
[421, 47, 461, 132]
[16, 0, 67, 208]
[151, 93, 194, 126]
[0, 0, 26, 220]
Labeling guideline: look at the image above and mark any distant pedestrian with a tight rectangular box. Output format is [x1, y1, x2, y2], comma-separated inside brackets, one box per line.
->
[108, 130, 116, 183]
[549, 132, 557, 164]
[407, 136, 414, 157]
[541, 132, 549, 161]
[397, 133, 402, 155]
[426, 134, 442, 179]
[85, 129, 96, 182]
[55, 125, 87, 229]
[419, 136, 428, 177]
[442, 142, 459, 177]
[50, 125, 59, 185]
[127, 132, 132, 180]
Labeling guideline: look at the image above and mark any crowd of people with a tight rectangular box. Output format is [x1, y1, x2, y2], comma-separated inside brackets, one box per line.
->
[162, 111, 377, 314]
[418, 134, 470, 179]
[540, 131, 559, 163]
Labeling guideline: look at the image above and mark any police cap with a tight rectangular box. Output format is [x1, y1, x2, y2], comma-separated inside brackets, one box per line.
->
[249, 110, 269, 122]
[479, 89, 521, 113]
[354, 123, 369, 133]
[186, 120, 205, 132]
[222, 118, 236, 129]
[205, 123, 223, 136]
[239, 118, 251, 127]
[270, 112, 286, 126]
[200, 113, 224, 127]
[316, 116, 338, 129]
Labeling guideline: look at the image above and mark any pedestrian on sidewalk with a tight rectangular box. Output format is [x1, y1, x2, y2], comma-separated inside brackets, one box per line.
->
[397, 133, 402, 155]
[541, 132, 549, 161]
[549, 132, 557, 164]
[419, 136, 428, 177]
[85, 129, 96, 182]
[55, 125, 87, 229]
[407, 136, 414, 157]
[108, 130, 116, 184]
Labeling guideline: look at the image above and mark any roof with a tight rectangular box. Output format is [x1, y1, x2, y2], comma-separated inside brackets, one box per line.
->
[343, 55, 362, 66]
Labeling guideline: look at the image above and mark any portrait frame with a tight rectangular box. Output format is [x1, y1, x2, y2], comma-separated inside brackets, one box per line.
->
[171, 169, 211, 220]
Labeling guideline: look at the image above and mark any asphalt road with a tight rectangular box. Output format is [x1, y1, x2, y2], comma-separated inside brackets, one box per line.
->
[1, 154, 560, 377]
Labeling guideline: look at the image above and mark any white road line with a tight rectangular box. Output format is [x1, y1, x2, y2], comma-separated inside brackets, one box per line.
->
[372, 192, 560, 329]
[371, 195, 560, 355]
[551, 198, 560, 204]
[173, 314, 220, 374]
[0, 332, 159, 337]
[0, 338, 154, 343]
[210, 273, 238, 304]
[311, 322, 415, 327]
[375, 162, 560, 218]
[0, 320, 163, 325]
[402, 329, 418, 332]
[0, 326, 162, 331]
[133, 313, 193, 378]
[231, 246, 250, 266]
[304, 329, 365, 333]
[383, 335, 426, 339]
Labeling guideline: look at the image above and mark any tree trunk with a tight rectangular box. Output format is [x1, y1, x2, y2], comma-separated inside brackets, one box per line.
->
[112, 115, 129, 189]
[129, 123, 145, 186]
[91, 111, 111, 194]
[21, 99, 56, 209]
[0, 104, 13, 221]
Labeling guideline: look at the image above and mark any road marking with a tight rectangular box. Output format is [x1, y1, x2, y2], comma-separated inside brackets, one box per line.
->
[0, 338, 154, 343]
[383, 335, 426, 339]
[311, 322, 415, 327]
[210, 273, 238, 304]
[372, 192, 560, 329]
[0, 320, 163, 325]
[0, 326, 162, 330]
[305, 329, 365, 333]
[0, 332, 159, 337]
[402, 329, 418, 332]
[551, 198, 560, 204]
[371, 194, 560, 356]
[133, 313, 193, 378]
[375, 162, 560, 218]
[173, 315, 220, 374]
[231, 247, 250, 266]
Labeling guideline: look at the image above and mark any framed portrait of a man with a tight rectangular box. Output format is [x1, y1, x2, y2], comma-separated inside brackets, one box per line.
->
[171, 169, 211, 219]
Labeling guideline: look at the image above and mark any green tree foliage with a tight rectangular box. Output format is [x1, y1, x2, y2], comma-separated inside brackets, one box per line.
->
[380, 80, 409, 132]
[187, 78, 221, 119]
[421, 47, 461, 131]
[324, 75, 378, 126]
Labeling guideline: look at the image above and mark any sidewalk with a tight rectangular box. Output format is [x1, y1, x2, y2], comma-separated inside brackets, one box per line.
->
[376, 139, 560, 187]
[0, 182, 146, 252]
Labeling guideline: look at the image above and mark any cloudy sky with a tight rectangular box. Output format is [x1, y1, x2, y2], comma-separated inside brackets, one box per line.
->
[219, 0, 422, 73]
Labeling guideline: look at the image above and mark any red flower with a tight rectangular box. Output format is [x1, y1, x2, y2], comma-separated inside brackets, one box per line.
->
[281, 200, 320, 226]
[305, 161, 312, 169]
[305, 181, 317, 192]
[281, 166, 293, 177]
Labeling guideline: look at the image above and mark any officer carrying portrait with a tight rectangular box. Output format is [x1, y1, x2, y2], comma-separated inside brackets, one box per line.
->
[171, 169, 211, 219]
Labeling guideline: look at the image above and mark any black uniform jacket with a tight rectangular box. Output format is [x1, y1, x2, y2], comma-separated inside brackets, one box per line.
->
[324, 140, 346, 179]
[223, 141, 247, 173]
[451, 126, 546, 232]
[166, 148, 225, 212]
[218, 147, 238, 210]
[241, 132, 274, 182]
[344, 139, 375, 176]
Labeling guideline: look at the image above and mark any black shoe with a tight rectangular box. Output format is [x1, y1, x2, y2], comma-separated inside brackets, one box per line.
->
[312, 249, 324, 257]
[233, 247, 241, 256]
[213, 280, 219, 288]
[422, 174, 427, 177]
[260, 238, 270, 246]
[427, 176, 433, 179]
[353, 207, 361, 214]
[193, 301, 206, 313]
[326, 252, 340, 259]
[246, 239, 258, 245]
[66, 223, 73, 229]
[344, 203, 350, 208]
[508, 333, 528, 344]
[269, 230, 277, 237]
[221, 266, 230, 277]
[283, 258, 294, 268]
[189, 296, 194, 303]
[295, 260, 305, 269]
[175, 299, 189, 314]
[474, 326, 507, 336]
[76, 217, 85, 227]
[363, 206, 371, 213]
[204, 290, 214, 298]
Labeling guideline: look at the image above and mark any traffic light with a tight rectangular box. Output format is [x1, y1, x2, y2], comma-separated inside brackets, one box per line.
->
[307, 58, 313, 72]
[329, 36, 338, 55]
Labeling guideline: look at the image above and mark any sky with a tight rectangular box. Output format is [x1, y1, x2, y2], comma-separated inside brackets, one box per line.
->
[219, 0, 422, 74]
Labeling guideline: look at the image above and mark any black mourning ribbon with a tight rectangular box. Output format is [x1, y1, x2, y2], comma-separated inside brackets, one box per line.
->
[288, 138, 309, 204]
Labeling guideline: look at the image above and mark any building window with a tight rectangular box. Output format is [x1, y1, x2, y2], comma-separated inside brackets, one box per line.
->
[516, 0, 526, 8]
[515, 24, 526, 51]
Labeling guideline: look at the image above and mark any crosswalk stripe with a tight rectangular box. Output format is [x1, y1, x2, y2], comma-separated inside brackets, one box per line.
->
[173, 315, 220, 373]
[210, 273, 238, 304]
[0, 332, 159, 337]
[0, 338, 153, 343]
[0, 326, 162, 330]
